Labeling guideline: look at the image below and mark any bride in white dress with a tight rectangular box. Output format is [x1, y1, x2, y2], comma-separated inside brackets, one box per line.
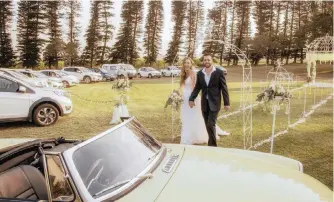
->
[180, 57, 226, 145]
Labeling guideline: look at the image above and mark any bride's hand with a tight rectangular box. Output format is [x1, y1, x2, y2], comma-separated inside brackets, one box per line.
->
[189, 101, 195, 108]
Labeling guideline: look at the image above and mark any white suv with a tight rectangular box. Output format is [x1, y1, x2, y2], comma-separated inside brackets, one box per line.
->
[0, 73, 73, 126]
[62, 67, 102, 83]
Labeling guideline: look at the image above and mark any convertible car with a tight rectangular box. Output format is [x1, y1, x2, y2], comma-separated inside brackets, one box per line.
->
[0, 117, 332, 202]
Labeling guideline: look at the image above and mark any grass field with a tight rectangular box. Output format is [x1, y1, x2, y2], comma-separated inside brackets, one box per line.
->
[0, 64, 333, 189]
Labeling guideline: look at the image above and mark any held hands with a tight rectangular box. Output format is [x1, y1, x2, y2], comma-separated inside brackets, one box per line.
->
[224, 105, 230, 111]
[189, 101, 195, 108]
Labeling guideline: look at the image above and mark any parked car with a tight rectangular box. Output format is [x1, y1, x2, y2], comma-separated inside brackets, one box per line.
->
[88, 68, 116, 81]
[137, 67, 162, 78]
[62, 67, 102, 83]
[0, 72, 72, 126]
[40, 70, 80, 88]
[0, 68, 49, 88]
[16, 69, 63, 88]
[161, 66, 181, 77]
[101, 64, 137, 79]
[0, 117, 332, 202]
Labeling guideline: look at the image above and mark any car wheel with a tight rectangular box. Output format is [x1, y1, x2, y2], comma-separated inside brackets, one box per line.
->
[102, 77, 107, 82]
[148, 74, 152, 78]
[83, 76, 92, 84]
[129, 77, 133, 80]
[162, 72, 165, 77]
[137, 73, 141, 78]
[33, 104, 59, 126]
[62, 80, 69, 88]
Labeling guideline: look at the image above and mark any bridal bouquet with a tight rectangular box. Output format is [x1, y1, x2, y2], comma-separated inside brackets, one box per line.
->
[164, 90, 183, 111]
[256, 83, 291, 112]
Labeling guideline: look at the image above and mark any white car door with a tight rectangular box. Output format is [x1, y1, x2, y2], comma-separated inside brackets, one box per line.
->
[141, 68, 147, 77]
[0, 76, 31, 119]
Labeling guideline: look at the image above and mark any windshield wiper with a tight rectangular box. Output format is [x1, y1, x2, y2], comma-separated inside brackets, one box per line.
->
[93, 173, 154, 197]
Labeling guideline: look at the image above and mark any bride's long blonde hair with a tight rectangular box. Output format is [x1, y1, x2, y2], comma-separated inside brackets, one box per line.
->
[180, 57, 194, 87]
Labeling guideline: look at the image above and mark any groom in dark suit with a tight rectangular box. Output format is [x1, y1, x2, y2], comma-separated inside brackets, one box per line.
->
[189, 54, 230, 147]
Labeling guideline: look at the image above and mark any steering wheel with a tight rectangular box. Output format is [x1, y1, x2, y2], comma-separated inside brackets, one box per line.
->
[85, 159, 106, 190]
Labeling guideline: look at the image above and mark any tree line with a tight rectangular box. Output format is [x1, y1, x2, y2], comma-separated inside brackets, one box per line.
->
[0, 0, 332, 69]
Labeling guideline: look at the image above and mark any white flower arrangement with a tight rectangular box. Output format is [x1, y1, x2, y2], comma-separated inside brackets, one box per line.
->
[256, 83, 291, 113]
[112, 78, 133, 107]
[164, 90, 183, 111]
[112, 78, 132, 92]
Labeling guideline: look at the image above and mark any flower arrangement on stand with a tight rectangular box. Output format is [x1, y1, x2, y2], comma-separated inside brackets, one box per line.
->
[110, 78, 133, 125]
[164, 90, 183, 111]
[256, 83, 291, 114]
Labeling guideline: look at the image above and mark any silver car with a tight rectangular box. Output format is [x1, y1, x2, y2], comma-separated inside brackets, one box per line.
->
[40, 70, 80, 88]
[101, 64, 137, 79]
[62, 67, 102, 84]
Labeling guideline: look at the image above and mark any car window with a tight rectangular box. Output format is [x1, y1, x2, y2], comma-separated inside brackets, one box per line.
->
[46, 155, 75, 201]
[64, 68, 72, 72]
[110, 66, 117, 70]
[0, 76, 19, 92]
[41, 71, 49, 76]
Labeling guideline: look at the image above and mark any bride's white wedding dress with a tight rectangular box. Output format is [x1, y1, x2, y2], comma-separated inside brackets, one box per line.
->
[180, 77, 208, 144]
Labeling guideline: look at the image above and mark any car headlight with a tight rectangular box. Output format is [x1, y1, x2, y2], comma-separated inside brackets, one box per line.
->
[54, 91, 71, 99]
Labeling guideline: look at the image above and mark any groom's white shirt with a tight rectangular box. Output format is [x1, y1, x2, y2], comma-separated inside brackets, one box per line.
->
[202, 66, 216, 99]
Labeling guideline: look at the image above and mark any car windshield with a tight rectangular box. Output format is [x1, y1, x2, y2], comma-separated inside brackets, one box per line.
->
[70, 118, 162, 198]
[32, 72, 48, 78]
[56, 71, 68, 76]
[10, 71, 30, 80]
[79, 68, 90, 73]
[124, 65, 135, 70]
[100, 69, 107, 74]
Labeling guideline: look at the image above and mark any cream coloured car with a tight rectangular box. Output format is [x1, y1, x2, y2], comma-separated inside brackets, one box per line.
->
[0, 118, 332, 202]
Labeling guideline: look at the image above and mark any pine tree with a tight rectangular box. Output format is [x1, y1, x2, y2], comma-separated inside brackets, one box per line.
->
[0, 1, 15, 68]
[17, 1, 46, 68]
[292, 1, 310, 63]
[110, 1, 144, 64]
[64, 0, 81, 66]
[185, 0, 204, 58]
[143, 0, 163, 65]
[234, 1, 251, 64]
[227, 1, 237, 66]
[164, 1, 187, 64]
[44, 1, 65, 68]
[82, 1, 102, 67]
[286, 2, 296, 64]
[98, 0, 114, 64]
[202, 1, 229, 65]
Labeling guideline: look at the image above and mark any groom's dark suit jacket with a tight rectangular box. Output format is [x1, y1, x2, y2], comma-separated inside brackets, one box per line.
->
[189, 68, 229, 112]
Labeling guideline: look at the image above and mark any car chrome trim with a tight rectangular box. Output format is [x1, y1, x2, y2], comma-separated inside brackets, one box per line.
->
[298, 161, 304, 173]
[162, 154, 179, 173]
[62, 117, 166, 201]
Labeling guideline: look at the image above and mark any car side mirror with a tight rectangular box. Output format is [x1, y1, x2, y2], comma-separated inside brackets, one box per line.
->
[18, 86, 26, 93]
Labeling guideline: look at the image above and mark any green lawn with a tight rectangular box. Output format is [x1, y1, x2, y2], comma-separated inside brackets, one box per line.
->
[0, 78, 332, 189]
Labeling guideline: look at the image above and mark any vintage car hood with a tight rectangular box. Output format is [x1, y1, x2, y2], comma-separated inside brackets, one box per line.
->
[154, 145, 333, 202]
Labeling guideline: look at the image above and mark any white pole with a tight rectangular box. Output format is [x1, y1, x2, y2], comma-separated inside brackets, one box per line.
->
[313, 86, 316, 105]
[303, 86, 307, 117]
[270, 104, 277, 153]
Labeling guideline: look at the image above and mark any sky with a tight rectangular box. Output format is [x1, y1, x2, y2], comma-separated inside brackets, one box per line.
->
[10, 0, 255, 59]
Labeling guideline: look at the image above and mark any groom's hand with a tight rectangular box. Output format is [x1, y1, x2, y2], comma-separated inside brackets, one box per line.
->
[224, 105, 230, 111]
[189, 101, 195, 108]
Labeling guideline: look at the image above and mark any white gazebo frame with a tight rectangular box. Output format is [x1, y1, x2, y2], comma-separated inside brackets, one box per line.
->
[306, 34, 333, 82]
